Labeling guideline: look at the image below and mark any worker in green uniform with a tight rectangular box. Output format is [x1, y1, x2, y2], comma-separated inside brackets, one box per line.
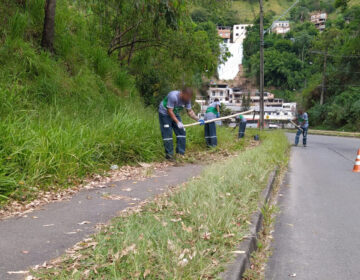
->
[204, 98, 221, 147]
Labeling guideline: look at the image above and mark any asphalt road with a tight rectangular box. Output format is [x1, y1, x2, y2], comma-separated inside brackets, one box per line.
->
[266, 134, 360, 280]
[0, 164, 203, 280]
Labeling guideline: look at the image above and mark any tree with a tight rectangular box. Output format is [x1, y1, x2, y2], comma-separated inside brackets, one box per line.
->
[41, 0, 56, 52]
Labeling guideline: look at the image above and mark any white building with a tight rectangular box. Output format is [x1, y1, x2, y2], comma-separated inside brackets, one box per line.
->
[233, 24, 253, 43]
[207, 84, 232, 103]
[271, 21, 290, 34]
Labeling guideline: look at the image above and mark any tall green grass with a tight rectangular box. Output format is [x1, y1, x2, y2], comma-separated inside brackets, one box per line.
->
[0, 2, 238, 201]
[33, 131, 289, 280]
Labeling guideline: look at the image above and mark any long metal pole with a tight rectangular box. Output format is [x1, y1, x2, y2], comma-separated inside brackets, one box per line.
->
[259, 0, 265, 129]
[320, 52, 327, 105]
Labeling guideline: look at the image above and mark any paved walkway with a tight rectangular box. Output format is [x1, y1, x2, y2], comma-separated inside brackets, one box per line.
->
[0, 164, 203, 280]
[266, 134, 360, 280]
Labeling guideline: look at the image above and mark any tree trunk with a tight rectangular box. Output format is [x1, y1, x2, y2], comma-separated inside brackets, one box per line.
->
[41, 0, 56, 52]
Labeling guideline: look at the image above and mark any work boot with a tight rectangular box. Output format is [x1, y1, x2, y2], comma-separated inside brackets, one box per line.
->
[166, 155, 176, 162]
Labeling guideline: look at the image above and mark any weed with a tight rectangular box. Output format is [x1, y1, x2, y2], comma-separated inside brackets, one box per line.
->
[32, 131, 289, 279]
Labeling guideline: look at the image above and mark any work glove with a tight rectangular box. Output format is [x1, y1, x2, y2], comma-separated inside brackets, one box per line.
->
[177, 122, 184, 129]
[199, 119, 205, 126]
[216, 113, 220, 118]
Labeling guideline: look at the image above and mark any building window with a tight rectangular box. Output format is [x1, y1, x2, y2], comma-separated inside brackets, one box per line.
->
[220, 92, 223, 96]
[236, 26, 239, 29]
[212, 91, 216, 96]
[236, 33, 239, 36]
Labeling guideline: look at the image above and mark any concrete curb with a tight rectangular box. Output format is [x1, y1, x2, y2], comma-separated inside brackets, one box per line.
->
[222, 169, 278, 280]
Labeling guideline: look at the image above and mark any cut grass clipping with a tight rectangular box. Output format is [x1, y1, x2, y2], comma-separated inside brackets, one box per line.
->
[33, 131, 289, 279]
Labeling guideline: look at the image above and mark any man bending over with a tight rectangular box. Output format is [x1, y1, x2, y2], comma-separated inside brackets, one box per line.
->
[158, 88, 204, 160]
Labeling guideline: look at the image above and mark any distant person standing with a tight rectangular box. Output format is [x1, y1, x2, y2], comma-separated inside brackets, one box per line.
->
[238, 115, 247, 139]
[294, 108, 309, 147]
[158, 88, 204, 160]
[204, 98, 221, 147]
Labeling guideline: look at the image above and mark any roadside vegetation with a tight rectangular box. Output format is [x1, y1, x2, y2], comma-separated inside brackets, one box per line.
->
[32, 131, 289, 279]
[0, 0, 229, 202]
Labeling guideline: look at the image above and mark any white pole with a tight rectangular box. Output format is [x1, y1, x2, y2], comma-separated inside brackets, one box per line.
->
[184, 109, 254, 128]
[289, 120, 304, 132]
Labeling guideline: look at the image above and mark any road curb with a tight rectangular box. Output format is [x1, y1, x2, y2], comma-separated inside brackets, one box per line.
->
[221, 169, 278, 280]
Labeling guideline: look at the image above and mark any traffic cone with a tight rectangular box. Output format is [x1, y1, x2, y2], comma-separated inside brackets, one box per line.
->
[353, 149, 360, 173]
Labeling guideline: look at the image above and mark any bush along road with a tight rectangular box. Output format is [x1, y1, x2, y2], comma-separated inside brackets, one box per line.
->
[30, 131, 289, 280]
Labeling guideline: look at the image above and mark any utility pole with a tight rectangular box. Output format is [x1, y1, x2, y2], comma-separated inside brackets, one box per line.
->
[320, 52, 327, 105]
[259, 0, 265, 129]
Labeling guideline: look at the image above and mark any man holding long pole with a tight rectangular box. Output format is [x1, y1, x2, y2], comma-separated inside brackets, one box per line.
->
[158, 88, 204, 160]
[294, 108, 309, 147]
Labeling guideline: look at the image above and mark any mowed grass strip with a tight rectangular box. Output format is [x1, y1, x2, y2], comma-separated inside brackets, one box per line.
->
[33, 131, 289, 280]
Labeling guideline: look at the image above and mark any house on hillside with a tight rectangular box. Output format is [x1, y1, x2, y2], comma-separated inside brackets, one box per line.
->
[217, 26, 231, 43]
[310, 12, 327, 31]
[271, 21, 290, 34]
[233, 24, 253, 43]
[207, 84, 232, 102]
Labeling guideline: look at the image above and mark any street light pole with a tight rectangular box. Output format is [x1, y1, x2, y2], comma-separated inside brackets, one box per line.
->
[259, 0, 265, 129]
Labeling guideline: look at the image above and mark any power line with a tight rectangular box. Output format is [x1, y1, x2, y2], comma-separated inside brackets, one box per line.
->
[266, 0, 300, 33]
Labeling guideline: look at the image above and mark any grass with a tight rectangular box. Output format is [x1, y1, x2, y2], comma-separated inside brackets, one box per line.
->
[287, 128, 360, 138]
[0, 1, 244, 203]
[308, 129, 360, 138]
[232, 0, 297, 22]
[33, 130, 289, 280]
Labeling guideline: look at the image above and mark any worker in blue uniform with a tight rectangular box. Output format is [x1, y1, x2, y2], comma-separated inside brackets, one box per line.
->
[294, 108, 309, 147]
[158, 88, 204, 160]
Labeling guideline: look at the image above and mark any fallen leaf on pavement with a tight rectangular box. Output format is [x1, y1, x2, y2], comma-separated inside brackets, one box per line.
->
[43, 224, 54, 227]
[65, 232, 77, 235]
[77, 221, 91, 225]
[102, 194, 127, 200]
[289, 273, 297, 277]
[7, 270, 29, 274]
[121, 188, 132, 192]
[22, 250, 29, 254]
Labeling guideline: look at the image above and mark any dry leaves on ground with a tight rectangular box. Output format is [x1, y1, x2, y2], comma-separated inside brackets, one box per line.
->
[0, 162, 171, 220]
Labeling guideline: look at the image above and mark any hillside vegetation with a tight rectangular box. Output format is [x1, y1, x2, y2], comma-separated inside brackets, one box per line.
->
[0, 0, 228, 202]
[231, 0, 360, 22]
[242, 0, 360, 130]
